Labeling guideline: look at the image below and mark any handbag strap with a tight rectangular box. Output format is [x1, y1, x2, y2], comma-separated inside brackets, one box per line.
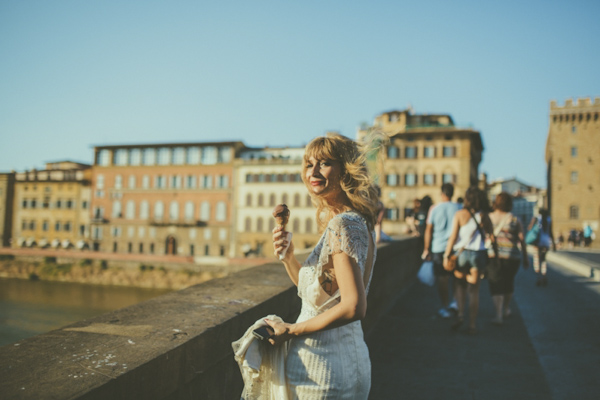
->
[455, 209, 483, 256]
[493, 213, 512, 237]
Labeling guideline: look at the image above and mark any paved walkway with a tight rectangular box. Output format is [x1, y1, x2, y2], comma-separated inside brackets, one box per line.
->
[367, 252, 600, 400]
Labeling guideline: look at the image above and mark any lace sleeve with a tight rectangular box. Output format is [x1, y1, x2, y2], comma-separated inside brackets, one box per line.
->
[322, 213, 370, 275]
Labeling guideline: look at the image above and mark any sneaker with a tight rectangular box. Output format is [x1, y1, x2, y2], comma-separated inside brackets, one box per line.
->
[448, 300, 458, 312]
[438, 308, 452, 318]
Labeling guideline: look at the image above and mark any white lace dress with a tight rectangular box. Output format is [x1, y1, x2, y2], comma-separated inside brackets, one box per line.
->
[285, 211, 376, 399]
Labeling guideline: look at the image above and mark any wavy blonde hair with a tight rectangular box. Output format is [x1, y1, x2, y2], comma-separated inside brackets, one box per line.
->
[302, 132, 386, 231]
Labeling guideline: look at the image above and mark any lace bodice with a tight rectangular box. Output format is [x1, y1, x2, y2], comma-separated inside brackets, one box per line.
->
[298, 211, 376, 315]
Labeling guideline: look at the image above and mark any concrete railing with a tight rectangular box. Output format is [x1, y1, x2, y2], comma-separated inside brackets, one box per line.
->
[0, 237, 421, 399]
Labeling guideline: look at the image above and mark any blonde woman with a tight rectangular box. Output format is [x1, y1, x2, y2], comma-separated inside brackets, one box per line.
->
[267, 132, 381, 399]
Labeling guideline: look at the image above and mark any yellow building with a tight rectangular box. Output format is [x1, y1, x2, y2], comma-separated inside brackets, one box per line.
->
[90, 142, 245, 258]
[0, 172, 16, 247]
[358, 108, 483, 236]
[12, 161, 92, 249]
[234, 147, 321, 257]
[545, 97, 600, 239]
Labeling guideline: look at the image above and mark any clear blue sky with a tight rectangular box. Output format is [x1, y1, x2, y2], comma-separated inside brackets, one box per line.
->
[1, 0, 599, 188]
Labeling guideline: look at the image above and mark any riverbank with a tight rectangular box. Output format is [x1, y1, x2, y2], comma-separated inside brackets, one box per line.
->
[0, 249, 271, 289]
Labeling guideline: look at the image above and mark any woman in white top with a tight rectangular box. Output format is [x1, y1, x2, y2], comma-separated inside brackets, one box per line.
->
[528, 208, 555, 287]
[444, 187, 496, 335]
[267, 132, 381, 399]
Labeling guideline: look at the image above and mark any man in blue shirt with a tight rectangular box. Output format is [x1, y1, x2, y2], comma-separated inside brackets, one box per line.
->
[422, 183, 462, 318]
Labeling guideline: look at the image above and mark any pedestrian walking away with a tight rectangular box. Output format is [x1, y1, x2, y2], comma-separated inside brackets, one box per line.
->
[528, 209, 555, 287]
[486, 192, 529, 325]
[422, 183, 461, 318]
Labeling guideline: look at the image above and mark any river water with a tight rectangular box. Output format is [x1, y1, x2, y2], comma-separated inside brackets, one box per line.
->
[0, 277, 171, 347]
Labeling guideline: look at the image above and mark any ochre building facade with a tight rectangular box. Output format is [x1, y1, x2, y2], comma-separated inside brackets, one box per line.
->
[546, 97, 600, 239]
[358, 108, 483, 236]
[90, 142, 245, 259]
[11, 162, 92, 249]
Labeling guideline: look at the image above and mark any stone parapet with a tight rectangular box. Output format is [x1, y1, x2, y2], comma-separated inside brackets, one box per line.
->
[0, 237, 421, 399]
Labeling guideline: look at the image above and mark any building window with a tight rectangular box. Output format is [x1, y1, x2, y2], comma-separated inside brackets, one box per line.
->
[246, 194, 252, 206]
[82, 200, 88, 209]
[184, 201, 194, 221]
[154, 201, 164, 220]
[140, 201, 149, 219]
[443, 146, 456, 157]
[571, 147, 578, 157]
[56, 199, 62, 209]
[387, 146, 400, 159]
[571, 171, 578, 183]
[21, 199, 28, 208]
[30, 199, 37, 208]
[115, 175, 122, 189]
[157, 147, 171, 165]
[22, 220, 27, 230]
[130, 149, 141, 165]
[258, 194, 264, 206]
[305, 218, 313, 234]
[293, 218, 300, 232]
[112, 200, 122, 218]
[245, 217, 251, 231]
[405, 147, 417, 159]
[139, 243, 144, 254]
[66, 199, 73, 209]
[257, 217, 264, 232]
[97, 149, 111, 166]
[386, 174, 399, 186]
[64, 221, 71, 232]
[201, 175, 213, 189]
[245, 174, 252, 183]
[150, 243, 155, 254]
[218, 147, 232, 163]
[142, 175, 150, 189]
[294, 193, 301, 207]
[200, 201, 211, 221]
[186, 175, 196, 189]
[114, 149, 129, 166]
[96, 174, 105, 189]
[572, 126, 576, 133]
[385, 208, 399, 221]
[29, 221, 36, 230]
[423, 173, 436, 186]
[55, 221, 62, 231]
[93, 206, 104, 219]
[218, 175, 229, 188]
[269, 193, 276, 207]
[172, 147, 185, 165]
[202, 146, 218, 165]
[171, 175, 182, 189]
[423, 146, 436, 158]
[215, 201, 227, 221]
[306, 194, 312, 207]
[143, 148, 156, 165]
[442, 173, 456, 184]
[126, 200, 135, 219]
[187, 147, 201, 164]
[169, 201, 179, 221]
[569, 205, 579, 219]
[282, 193, 288, 205]
[156, 175, 165, 189]
[405, 173, 417, 186]
[42, 220, 49, 231]
[128, 175, 136, 189]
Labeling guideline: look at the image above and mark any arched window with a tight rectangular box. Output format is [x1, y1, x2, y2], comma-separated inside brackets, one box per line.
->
[154, 201, 164, 220]
[169, 201, 179, 221]
[293, 193, 300, 207]
[128, 175, 136, 189]
[305, 218, 313, 234]
[282, 194, 288, 205]
[258, 194, 264, 207]
[184, 201, 194, 221]
[140, 201, 149, 219]
[257, 217, 264, 232]
[269, 194, 276, 207]
[306, 194, 312, 207]
[115, 174, 123, 189]
[268, 219, 275, 232]
[125, 200, 135, 220]
[216, 201, 227, 221]
[292, 218, 300, 232]
[200, 201, 211, 221]
[245, 217, 252, 231]
[112, 200, 122, 218]
[246, 193, 252, 206]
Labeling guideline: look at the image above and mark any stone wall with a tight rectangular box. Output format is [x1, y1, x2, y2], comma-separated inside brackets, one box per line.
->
[0, 237, 421, 399]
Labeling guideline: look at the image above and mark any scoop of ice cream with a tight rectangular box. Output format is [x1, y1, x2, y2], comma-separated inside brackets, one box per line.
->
[272, 204, 290, 226]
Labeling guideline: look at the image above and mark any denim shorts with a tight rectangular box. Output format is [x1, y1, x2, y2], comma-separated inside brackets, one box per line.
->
[457, 249, 488, 272]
